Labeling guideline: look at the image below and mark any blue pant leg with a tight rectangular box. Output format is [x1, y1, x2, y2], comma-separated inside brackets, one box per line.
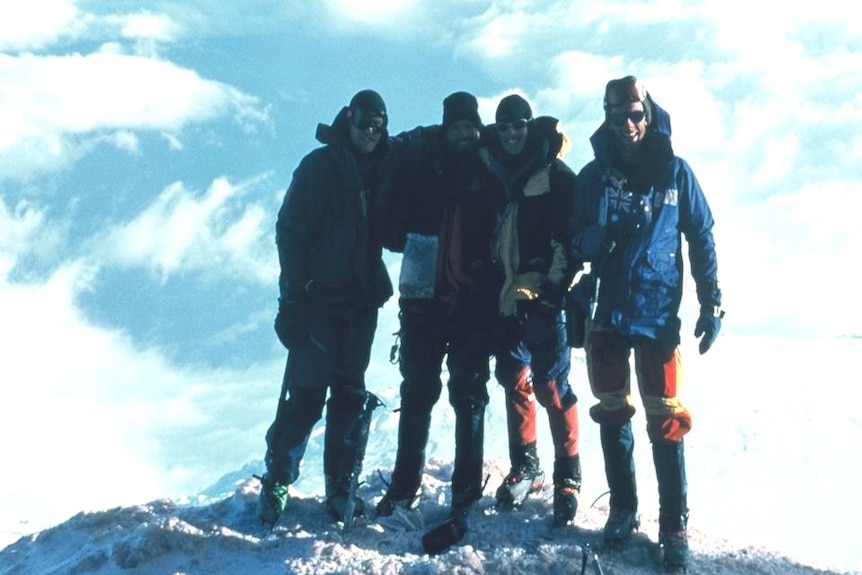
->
[524, 308, 575, 409]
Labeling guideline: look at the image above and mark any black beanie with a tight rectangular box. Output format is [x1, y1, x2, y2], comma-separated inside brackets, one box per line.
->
[495, 94, 533, 123]
[442, 91, 482, 129]
[603, 75, 652, 124]
[349, 89, 387, 117]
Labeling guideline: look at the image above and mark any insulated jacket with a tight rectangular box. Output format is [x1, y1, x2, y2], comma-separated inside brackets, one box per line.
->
[573, 98, 721, 344]
[276, 107, 394, 312]
[481, 117, 576, 317]
[384, 126, 506, 301]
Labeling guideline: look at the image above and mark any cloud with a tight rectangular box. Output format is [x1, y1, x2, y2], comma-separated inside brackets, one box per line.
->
[322, 0, 421, 28]
[0, 259, 281, 530]
[716, 178, 861, 336]
[109, 10, 183, 44]
[0, 0, 82, 52]
[91, 175, 276, 284]
[0, 198, 47, 276]
[0, 51, 269, 181]
[0, 1, 189, 54]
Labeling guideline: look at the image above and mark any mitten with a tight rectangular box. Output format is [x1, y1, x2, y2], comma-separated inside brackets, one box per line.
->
[536, 280, 565, 315]
[694, 306, 724, 355]
[570, 224, 608, 260]
[274, 297, 309, 350]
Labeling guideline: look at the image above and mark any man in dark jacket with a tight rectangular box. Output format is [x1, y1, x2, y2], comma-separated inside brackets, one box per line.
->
[569, 76, 723, 569]
[257, 89, 395, 527]
[483, 95, 582, 528]
[376, 92, 507, 520]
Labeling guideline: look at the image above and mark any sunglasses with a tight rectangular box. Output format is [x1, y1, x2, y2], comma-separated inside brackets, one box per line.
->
[609, 111, 646, 125]
[495, 118, 530, 133]
[351, 109, 387, 134]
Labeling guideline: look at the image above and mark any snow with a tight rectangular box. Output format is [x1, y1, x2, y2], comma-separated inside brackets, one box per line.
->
[1, 335, 860, 575]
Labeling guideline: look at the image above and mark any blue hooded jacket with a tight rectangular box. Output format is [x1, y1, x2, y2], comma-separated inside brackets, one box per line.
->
[572, 97, 721, 344]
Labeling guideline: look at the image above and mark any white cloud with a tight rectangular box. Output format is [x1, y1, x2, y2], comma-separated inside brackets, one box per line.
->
[463, 7, 526, 59]
[0, 261, 162, 517]
[113, 10, 182, 43]
[0, 0, 82, 51]
[0, 198, 45, 275]
[323, 0, 420, 26]
[0, 52, 263, 136]
[161, 131, 184, 151]
[92, 175, 276, 284]
[0, 1, 189, 56]
[0, 260, 281, 531]
[0, 51, 268, 180]
[104, 130, 142, 155]
[718, 179, 861, 337]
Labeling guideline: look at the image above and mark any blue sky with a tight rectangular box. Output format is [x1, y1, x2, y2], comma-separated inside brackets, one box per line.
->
[1, 0, 860, 551]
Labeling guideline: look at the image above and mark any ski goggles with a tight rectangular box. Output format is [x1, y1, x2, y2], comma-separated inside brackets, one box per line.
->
[350, 109, 387, 134]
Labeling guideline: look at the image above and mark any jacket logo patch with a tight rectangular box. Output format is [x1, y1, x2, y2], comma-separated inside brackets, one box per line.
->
[663, 188, 678, 206]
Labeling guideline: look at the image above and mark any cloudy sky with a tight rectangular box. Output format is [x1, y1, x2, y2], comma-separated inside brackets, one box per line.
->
[1, 0, 860, 551]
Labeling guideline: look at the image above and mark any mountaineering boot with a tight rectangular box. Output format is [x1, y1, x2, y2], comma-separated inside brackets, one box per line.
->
[551, 455, 582, 527]
[450, 399, 486, 518]
[600, 422, 640, 543]
[496, 367, 541, 511]
[376, 407, 431, 517]
[322, 389, 382, 525]
[653, 440, 690, 569]
[660, 529, 690, 570]
[495, 441, 544, 510]
[604, 508, 640, 543]
[552, 480, 580, 527]
[547, 402, 581, 527]
[376, 490, 419, 518]
[256, 473, 289, 528]
[325, 475, 366, 521]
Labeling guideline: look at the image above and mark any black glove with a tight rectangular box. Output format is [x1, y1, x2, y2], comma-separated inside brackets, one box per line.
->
[694, 306, 724, 355]
[571, 224, 608, 260]
[274, 297, 309, 350]
[536, 281, 565, 316]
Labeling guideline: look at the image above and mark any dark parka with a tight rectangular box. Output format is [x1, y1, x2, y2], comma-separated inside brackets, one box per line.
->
[383, 126, 506, 297]
[480, 117, 576, 316]
[276, 107, 394, 313]
[572, 98, 721, 344]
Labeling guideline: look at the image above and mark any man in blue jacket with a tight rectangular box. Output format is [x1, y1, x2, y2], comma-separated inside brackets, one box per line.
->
[569, 76, 723, 569]
[257, 90, 396, 528]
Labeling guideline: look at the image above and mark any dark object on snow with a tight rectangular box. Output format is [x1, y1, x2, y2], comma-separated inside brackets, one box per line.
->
[421, 515, 468, 555]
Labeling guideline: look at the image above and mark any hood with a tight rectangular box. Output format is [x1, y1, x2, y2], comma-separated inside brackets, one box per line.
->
[315, 106, 352, 148]
[588, 94, 672, 164]
[314, 106, 390, 161]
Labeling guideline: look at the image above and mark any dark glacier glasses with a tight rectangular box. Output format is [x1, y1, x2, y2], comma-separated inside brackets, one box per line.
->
[495, 118, 530, 133]
[609, 111, 646, 125]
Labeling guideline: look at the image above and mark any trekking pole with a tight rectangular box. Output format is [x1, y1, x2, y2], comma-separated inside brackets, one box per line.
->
[581, 543, 605, 575]
[342, 391, 384, 532]
[589, 240, 616, 321]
